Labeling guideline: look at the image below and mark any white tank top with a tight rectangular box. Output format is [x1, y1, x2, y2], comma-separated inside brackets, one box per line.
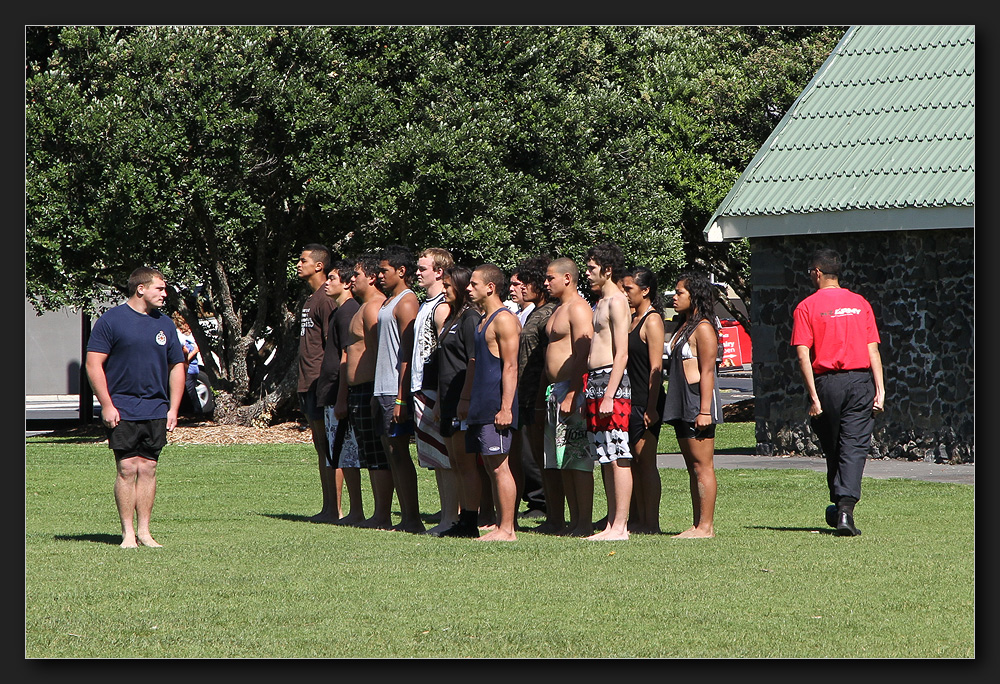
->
[411, 292, 445, 393]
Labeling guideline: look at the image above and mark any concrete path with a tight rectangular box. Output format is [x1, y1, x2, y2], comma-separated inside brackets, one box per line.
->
[657, 452, 974, 485]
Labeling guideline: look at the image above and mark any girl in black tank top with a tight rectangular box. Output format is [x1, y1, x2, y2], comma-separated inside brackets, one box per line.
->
[621, 267, 666, 535]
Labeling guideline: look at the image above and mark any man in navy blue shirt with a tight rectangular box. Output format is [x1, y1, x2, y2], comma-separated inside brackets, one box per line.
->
[86, 267, 186, 548]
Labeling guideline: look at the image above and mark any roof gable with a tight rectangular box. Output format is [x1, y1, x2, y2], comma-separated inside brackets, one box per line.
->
[705, 25, 975, 242]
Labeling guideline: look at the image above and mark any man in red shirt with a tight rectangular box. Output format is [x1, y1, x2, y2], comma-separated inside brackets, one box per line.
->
[792, 249, 885, 537]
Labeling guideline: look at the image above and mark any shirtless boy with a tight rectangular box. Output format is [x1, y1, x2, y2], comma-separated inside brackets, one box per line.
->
[542, 257, 595, 536]
[335, 254, 394, 529]
[583, 243, 632, 541]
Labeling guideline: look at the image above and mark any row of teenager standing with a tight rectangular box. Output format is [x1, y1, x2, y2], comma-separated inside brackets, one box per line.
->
[296, 242, 723, 541]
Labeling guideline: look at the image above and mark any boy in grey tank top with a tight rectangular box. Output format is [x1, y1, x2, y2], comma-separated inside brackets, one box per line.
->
[374, 246, 424, 533]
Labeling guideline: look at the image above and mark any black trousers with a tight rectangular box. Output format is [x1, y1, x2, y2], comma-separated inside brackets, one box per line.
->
[184, 373, 202, 414]
[810, 370, 876, 503]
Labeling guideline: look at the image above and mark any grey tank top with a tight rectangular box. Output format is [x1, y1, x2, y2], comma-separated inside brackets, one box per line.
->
[374, 289, 413, 397]
[661, 323, 723, 425]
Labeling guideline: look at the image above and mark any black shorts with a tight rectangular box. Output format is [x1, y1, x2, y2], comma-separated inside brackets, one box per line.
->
[440, 416, 466, 438]
[107, 419, 168, 461]
[516, 405, 535, 430]
[373, 394, 415, 439]
[628, 404, 663, 448]
[298, 386, 324, 423]
[669, 419, 716, 440]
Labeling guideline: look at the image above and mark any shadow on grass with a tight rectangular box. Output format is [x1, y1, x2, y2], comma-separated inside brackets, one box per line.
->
[27, 426, 107, 444]
[259, 512, 329, 524]
[54, 533, 122, 545]
[261, 511, 412, 526]
[746, 525, 837, 534]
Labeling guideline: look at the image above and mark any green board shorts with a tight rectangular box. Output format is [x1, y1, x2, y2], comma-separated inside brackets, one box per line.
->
[543, 382, 593, 472]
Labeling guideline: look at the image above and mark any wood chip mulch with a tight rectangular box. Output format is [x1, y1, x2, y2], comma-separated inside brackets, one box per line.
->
[167, 421, 315, 445]
[722, 398, 755, 423]
[33, 399, 754, 445]
[30, 420, 315, 445]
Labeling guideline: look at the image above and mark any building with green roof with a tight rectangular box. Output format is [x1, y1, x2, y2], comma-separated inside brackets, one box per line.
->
[703, 25, 974, 463]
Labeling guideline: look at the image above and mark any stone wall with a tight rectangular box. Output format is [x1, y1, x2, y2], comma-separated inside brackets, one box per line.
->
[750, 228, 974, 464]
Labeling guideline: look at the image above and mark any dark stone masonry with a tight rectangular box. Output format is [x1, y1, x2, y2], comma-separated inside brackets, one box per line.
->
[749, 228, 974, 464]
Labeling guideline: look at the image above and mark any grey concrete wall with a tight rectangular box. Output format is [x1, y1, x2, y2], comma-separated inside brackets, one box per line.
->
[750, 228, 974, 464]
[25, 301, 85, 395]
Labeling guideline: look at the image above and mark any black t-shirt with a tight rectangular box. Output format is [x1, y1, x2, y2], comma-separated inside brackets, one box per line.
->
[317, 297, 360, 406]
[436, 307, 481, 420]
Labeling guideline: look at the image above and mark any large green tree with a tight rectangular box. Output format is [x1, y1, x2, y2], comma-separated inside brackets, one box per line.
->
[638, 26, 846, 328]
[26, 25, 843, 425]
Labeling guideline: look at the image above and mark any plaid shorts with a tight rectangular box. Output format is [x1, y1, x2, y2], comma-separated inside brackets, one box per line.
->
[347, 383, 390, 470]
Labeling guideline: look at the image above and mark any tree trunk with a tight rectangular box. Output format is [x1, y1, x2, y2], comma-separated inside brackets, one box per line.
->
[211, 360, 299, 427]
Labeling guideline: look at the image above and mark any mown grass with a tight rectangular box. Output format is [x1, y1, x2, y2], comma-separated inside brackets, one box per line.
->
[25, 434, 974, 659]
[657, 419, 755, 454]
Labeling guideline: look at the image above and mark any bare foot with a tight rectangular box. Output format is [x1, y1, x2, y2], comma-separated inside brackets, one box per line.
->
[358, 517, 394, 530]
[120, 537, 139, 549]
[426, 521, 458, 537]
[137, 535, 162, 548]
[335, 513, 366, 527]
[587, 528, 628, 541]
[672, 527, 714, 539]
[476, 528, 516, 542]
[395, 521, 426, 534]
[478, 523, 497, 532]
[308, 511, 339, 523]
[534, 521, 565, 535]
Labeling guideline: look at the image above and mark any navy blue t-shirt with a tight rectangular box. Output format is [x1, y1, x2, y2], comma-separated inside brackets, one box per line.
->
[87, 304, 185, 420]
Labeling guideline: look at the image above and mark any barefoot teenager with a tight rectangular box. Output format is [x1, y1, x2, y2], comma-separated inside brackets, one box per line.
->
[86, 267, 186, 549]
[462, 264, 522, 541]
[662, 271, 723, 538]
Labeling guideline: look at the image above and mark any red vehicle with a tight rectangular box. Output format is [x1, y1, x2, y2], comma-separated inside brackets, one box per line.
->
[717, 319, 752, 369]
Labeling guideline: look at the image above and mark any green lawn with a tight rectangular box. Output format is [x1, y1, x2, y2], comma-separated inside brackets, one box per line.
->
[25, 434, 974, 658]
[657, 419, 756, 454]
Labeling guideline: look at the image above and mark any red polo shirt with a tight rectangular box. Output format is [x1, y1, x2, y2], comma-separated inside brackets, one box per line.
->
[791, 287, 880, 375]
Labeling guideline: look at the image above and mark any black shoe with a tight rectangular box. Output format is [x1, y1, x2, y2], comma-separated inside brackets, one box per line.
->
[825, 505, 838, 528]
[835, 510, 862, 537]
[437, 521, 479, 538]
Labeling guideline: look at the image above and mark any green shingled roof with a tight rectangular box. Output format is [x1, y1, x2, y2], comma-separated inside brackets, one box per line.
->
[705, 25, 975, 242]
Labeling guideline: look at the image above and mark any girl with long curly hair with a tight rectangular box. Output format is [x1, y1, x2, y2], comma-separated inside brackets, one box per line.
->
[662, 270, 723, 538]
